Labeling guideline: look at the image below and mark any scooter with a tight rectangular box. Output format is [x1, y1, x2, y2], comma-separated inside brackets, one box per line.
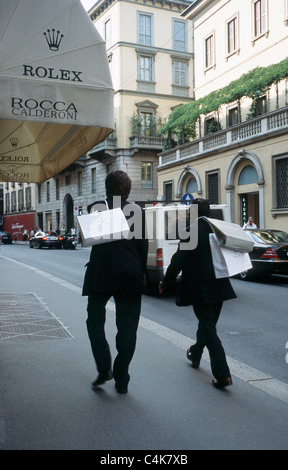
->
[62, 235, 77, 250]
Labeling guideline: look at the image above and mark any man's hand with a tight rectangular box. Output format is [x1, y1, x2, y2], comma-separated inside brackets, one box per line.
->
[158, 281, 165, 295]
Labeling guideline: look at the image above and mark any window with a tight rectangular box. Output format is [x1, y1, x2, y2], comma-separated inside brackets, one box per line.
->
[38, 184, 41, 204]
[173, 60, 187, 86]
[18, 188, 24, 211]
[77, 172, 83, 196]
[104, 19, 111, 49]
[91, 168, 96, 194]
[5, 193, 10, 213]
[204, 116, 217, 135]
[255, 95, 267, 116]
[141, 162, 153, 189]
[238, 165, 258, 185]
[173, 19, 186, 52]
[25, 186, 31, 210]
[164, 181, 173, 202]
[207, 172, 219, 204]
[226, 14, 239, 56]
[56, 179, 60, 200]
[275, 156, 288, 208]
[138, 13, 152, 46]
[186, 178, 198, 194]
[139, 55, 153, 82]
[46, 181, 50, 202]
[204, 32, 215, 70]
[228, 106, 239, 127]
[253, 0, 267, 39]
[11, 191, 16, 212]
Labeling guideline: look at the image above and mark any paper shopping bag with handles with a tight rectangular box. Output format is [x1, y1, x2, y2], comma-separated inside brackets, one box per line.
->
[202, 217, 254, 252]
[77, 207, 130, 246]
[209, 233, 252, 278]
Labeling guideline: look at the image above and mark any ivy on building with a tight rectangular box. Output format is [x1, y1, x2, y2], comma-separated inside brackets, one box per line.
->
[161, 57, 288, 148]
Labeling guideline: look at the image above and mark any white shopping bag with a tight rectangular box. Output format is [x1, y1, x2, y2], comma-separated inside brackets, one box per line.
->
[77, 208, 130, 246]
[209, 233, 252, 278]
[203, 217, 254, 252]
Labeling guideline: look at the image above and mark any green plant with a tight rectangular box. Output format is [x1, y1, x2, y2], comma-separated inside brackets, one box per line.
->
[161, 57, 288, 144]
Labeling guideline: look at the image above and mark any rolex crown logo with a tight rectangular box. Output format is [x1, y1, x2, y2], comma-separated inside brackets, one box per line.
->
[10, 137, 19, 148]
[43, 29, 64, 51]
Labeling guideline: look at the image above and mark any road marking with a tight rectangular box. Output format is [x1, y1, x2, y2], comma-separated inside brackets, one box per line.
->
[1, 254, 288, 405]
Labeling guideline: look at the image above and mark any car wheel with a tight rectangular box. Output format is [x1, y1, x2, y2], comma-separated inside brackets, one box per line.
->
[29, 243, 33, 248]
[239, 271, 249, 280]
[38, 242, 42, 249]
[239, 270, 255, 281]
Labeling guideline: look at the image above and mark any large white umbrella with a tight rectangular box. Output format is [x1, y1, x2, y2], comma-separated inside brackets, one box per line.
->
[0, 0, 114, 183]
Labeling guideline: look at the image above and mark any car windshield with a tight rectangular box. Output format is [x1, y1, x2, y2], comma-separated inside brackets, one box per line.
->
[249, 230, 288, 244]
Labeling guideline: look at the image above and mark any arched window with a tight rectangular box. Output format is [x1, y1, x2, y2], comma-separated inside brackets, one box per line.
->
[186, 177, 198, 193]
[238, 165, 258, 185]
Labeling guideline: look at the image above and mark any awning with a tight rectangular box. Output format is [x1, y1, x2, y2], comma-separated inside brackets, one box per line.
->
[0, 0, 114, 183]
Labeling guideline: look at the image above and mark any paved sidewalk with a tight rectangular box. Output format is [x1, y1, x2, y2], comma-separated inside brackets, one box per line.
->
[0, 254, 287, 450]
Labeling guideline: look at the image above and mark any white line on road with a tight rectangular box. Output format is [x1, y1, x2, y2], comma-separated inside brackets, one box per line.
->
[2, 254, 288, 405]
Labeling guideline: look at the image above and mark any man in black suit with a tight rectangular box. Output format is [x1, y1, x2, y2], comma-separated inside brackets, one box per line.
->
[159, 198, 236, 389]
[82, 170, 148, 394]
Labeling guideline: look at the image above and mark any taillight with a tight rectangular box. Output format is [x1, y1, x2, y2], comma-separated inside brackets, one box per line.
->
[157, 248, 163, 267]
[260, 247, 279, 259]
[59, 236, 63, 241]
[42, 236, 47, 241]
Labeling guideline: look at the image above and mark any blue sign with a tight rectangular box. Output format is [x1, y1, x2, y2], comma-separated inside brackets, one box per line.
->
[182, 193, 194, 204]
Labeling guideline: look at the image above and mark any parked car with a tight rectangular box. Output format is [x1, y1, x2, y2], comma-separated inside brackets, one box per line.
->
[1, 232, 13, 244]
[29, 231, 63, 249]
[239, 229, 288, 280]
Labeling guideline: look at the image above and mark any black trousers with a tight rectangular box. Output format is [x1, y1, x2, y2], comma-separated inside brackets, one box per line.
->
[189, 302, 231, 381]
[86, 292, 141, 387]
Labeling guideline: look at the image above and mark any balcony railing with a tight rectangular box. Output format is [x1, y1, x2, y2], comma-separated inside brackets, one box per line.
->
[88, 136, 117, 154]
[130, 135, 163, 150]
[159, 106, 288, 167]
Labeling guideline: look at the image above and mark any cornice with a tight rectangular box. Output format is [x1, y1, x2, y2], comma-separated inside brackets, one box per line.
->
[89, 0, 192, 20]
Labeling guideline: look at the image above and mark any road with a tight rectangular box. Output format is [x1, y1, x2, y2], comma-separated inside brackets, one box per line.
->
[0, 242, 288, 451]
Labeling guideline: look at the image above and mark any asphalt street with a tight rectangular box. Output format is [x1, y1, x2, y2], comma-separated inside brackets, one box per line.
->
[0, 246, 287, 452]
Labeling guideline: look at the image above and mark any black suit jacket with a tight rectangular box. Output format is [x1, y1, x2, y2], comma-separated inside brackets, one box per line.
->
[163, 218, 236, 305]
[82, 197, 148, 295]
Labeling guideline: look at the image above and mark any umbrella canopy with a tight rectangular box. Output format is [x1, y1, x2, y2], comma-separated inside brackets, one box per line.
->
[0, 0, 114, 183]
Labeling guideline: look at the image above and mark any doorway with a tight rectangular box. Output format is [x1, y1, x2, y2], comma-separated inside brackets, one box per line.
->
[64, 194, 74, 233]
[240, 193, 259, 227]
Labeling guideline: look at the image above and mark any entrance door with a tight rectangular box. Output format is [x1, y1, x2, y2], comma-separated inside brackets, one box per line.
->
[240, 193, 259, 227]
[65, 194, 74, 233]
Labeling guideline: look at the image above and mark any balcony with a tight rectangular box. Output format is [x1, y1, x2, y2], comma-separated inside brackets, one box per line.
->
[159, 106, 288, 167]
[88, 137, 117, 161]
[130, 135, 163, 151]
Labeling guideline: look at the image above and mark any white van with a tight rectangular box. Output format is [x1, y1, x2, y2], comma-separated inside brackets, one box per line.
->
[144, 203, 230, 289]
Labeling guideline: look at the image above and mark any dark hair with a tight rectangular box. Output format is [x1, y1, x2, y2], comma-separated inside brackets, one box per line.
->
[105, 170, 131, 199]
[191, 198, 210, 217]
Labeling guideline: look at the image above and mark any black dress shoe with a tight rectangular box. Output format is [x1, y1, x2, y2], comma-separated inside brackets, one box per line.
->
[91, 369, 113, 388]
[115, 383, 128, 394]
[186, 348, 200, 369]
[212, 377, 233, 389]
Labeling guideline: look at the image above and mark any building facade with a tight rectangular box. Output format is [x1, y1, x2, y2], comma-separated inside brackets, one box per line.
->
[158, 0, 288, 230]
[2, 182, 36, 240]
[2, 0, 193, 235]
